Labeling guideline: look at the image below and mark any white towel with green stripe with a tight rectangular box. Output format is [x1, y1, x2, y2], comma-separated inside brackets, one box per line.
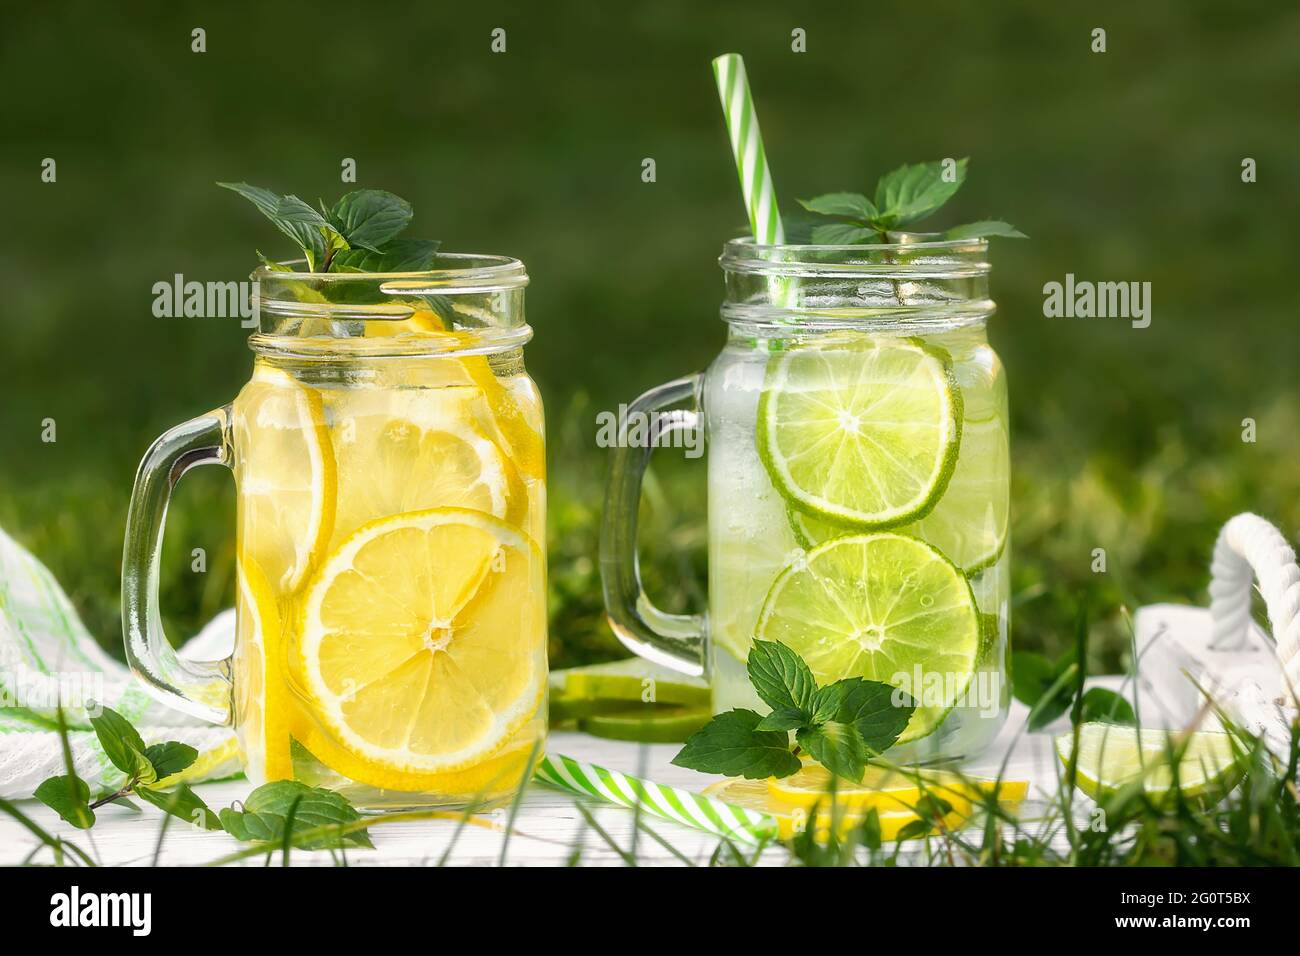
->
[0, 527, 241, 798]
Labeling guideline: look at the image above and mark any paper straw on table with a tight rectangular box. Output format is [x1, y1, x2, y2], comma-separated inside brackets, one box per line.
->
[712, 53, 785, 246]
[535, 752, 777, 847]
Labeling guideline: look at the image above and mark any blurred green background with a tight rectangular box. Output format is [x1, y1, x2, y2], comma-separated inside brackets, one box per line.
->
[2, 1, 1298, 671]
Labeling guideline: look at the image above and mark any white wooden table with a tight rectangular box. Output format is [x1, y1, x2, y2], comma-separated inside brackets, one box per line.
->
[0, 700, 1071, 867]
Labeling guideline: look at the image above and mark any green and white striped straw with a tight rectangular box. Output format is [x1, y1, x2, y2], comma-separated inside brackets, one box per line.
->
[536, 752, 777, 847]
[712, 53, 785, 246]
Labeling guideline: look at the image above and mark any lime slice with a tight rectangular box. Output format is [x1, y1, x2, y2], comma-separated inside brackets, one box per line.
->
[578, 705, 711, 743]
[755, 533, 980, 743]
[1056, 724, 1243, 804]
[758, 338, 961, 528]
[785, 415, 1008, 574]
[702, 778, 969, 842]
[553, 657, 709, 708]
[907, 416, 1009, 572]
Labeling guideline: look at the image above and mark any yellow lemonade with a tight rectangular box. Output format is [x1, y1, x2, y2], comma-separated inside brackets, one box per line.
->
[230, 312, 547, 810]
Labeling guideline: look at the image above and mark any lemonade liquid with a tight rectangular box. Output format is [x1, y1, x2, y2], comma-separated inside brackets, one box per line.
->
[231, 320, 547, 810]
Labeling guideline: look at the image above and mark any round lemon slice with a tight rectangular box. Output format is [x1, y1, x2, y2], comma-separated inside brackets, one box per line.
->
[324, 386, 517, 545]
[298, 508, 546, 775]
[233, 364, 336, 593]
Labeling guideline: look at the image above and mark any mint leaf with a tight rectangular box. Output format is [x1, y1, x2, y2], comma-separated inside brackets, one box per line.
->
[810, 222, 880, 245]
[671, 709, 801, 779]
[89, 706, 153, 782]
[746, 640, 817, 715]
[220, 781, 372, 849]
[874, 158, 968, 227]
[136, 784, 222, 830]
[798, 192, 877, 220]
[34, 775, 94, 829]
[1078, 687, 1137, 726]
[833, 679, 914, 753]
[945, 220, 1026, 240]
[754, 705, 807, 732]
[328, 189, 413, 252]
[219, 182, 327, 270]
[143, 742, 198, 780]
[330, 238, 441, 273]
[1013, 649, 1077, 730]
[796, 722, 868, 783]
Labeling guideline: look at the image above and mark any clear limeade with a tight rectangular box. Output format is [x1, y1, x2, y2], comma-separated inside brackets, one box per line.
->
[706, 322, 1010, 763]
[230, 310, 547, 809]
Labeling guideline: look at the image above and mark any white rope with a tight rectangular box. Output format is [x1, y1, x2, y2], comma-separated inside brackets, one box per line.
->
[1208, 513, 1300, 688]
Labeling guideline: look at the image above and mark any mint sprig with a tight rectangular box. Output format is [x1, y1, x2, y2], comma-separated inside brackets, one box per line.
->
[33, 704, 219, 830]
[219, 182, 439, 273]
[31, 705, 370, 849]
[798, 158, 1025, 244]
[671, 640, 915, 783]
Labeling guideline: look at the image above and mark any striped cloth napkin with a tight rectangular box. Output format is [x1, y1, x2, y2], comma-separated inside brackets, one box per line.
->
[0, 527, 240, 798]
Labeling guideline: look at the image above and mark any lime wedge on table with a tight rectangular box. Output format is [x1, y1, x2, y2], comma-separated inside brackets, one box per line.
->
[755, 533, 980, 744]
[553, 657, 709, 708]
[549, 658, 710, 742]
[578, 705, 711, 743]
[758, 338, 962, 529]
[785, 415, 1008, 574]
[1056, 724, 1243, 804]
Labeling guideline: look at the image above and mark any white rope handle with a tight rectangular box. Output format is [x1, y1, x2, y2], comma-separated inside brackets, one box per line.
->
[1208, 513, 1300, 687]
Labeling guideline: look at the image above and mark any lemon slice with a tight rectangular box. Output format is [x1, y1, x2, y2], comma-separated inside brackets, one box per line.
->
[405, 308, 545, 481]
[1056, 723, 1244, 804]
[298, 507, 545, 775]
[233, 364, 336, 593]
[232, 556, 293, 782]
[767, 763, 1027, 812]
[324, 385, 516, 546]
[703, 778, 971, 842]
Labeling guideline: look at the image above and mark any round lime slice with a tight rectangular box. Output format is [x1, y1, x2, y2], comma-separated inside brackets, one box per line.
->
[758, 338, 962, 528]
[786, 415, 1008, 574]
[553, 657, 709, 708]
[755, 532, 980, 743]
[1056, 723, 1244, 804]
[907, 416, 1009, 573]
[578, 705, 711, 743]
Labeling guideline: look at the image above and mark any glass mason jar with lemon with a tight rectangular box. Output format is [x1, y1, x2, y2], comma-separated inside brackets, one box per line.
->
[122, 258, 546, 809]
[603, 238, 1010, 764]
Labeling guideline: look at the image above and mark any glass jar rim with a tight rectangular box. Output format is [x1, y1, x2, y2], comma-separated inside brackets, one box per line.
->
[251, 252, 529, 295]
[247, 253, 530, 359]
[720, 235, 990, 279]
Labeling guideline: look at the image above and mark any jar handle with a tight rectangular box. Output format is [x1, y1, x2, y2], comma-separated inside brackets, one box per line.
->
[121, 406, 235, 724]
[600, 375, 708, 677]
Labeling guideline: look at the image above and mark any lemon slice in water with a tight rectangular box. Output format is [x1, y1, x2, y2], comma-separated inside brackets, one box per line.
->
[298, 508, 545, 775]
[233, 365, 336, 593]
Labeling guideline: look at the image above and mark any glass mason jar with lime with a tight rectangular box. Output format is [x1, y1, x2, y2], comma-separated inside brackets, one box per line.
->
[122, 192, 546, 810]
[602, 236, 1010, 764]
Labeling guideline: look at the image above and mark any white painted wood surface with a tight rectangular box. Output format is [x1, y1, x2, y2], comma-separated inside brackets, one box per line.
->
[0, 701, 1069, 866]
